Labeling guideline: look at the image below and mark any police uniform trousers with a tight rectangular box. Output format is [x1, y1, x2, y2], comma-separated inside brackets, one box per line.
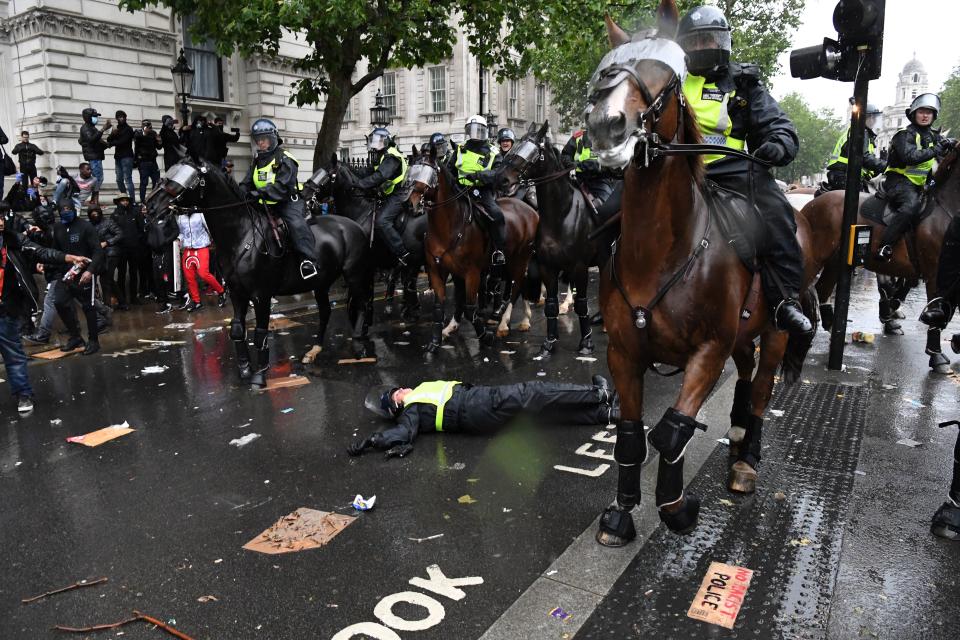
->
[474, 186, 506, 251]
[454, 382, 608, 432]
[270, 198, 318, 262]
[708, 161, 804, 302]
[880, 173, 925, 248]
[375, 192, 409, 258]
[580, 176, 616, 204]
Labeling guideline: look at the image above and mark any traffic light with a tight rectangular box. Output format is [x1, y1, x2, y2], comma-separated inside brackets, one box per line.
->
[790, 0, 885, 82]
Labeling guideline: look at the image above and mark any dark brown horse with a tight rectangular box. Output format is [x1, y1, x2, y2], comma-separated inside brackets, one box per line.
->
[805, 150, 960, 373]
[586, 2, 824, 545]
[407, 148, 538, 353]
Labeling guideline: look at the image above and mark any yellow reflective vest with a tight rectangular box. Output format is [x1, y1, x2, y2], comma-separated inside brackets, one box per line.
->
[683, 74, 746, 164]
[885, 132, 936, 186]
[828, 130, 877, 178]
[455, 144, 494, 186]
[402, 380, 460, 431]
[575, 135, 599, 173]
[252, 150, 301, 204]
[377, 146, 408, 195]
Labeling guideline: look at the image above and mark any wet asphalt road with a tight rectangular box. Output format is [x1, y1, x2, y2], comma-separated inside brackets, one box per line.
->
[0, 269, 958, 639]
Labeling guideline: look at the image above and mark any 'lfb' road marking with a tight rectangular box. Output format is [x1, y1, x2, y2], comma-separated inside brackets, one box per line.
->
[332, 564, 484, 639]
[554, 425, 616, 477]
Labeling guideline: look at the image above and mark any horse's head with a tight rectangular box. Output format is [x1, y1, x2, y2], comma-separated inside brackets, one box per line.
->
[498, 120, 552, 194]
[585, 3, 690, 170]
[406, 145, 441, 213]
[145, 157, 242, 221]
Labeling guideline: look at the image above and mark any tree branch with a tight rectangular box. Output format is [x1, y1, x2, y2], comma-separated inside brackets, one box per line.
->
[351, 37, 397, 94]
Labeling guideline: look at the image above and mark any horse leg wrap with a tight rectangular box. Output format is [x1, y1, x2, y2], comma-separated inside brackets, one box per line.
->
[230, 319, 246, 342]
[736, 415, 763, 469]
[655, 455, 700, 534]
[926, 327, 944, 355]
[253, 328, 270, 352]
[819, 303, 834, 330]
[597, 503, 637, 545]
[431, 302, 444, 346]
[234, 340, 252, 380]
[728, 379, 753, 445]
[575, 297, 593, 351]
[614, 420, 647, 510]
[467, 304, 485, 336]
[574, 296, 589, 318]
[545, 297, 559, 341]
[648, 407, 707, 465]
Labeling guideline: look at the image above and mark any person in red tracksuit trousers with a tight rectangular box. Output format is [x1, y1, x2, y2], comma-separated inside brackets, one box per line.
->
[176, 209, 225, 312]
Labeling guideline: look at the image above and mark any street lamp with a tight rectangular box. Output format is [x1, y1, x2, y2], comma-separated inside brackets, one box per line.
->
[370, 89, 390, 129]
[171, 48, 195, 125]
[485, 111, 498, 139]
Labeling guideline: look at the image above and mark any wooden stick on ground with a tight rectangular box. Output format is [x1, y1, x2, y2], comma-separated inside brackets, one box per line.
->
[22, 577, 108, 604]
[54, 610, 196, 640]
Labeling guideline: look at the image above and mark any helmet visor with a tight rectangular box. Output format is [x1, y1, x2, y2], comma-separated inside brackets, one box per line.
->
[369, 132, 389, 151]
[252, 131, 278, 152]
[465, 122, 488, 141]
[363, 385, 399, 419]
[679, 28, 731, 54]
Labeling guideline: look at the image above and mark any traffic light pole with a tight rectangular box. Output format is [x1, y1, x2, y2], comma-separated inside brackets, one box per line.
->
[828, 70, 870, 370]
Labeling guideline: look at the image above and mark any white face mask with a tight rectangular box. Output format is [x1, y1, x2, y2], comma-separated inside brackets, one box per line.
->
[91, 116, 99, 125]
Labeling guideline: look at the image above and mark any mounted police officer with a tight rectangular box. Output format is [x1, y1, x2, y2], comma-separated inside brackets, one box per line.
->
[876, 93, 954, 260]
[353, 127, 410, 265]
[495, 127, 516, 161]
[429, 132, 449, 161]
[561, 128, 616, 207]
[825, 103, 885, 191]
[240, 118, 319, 280]
[678, 5, 810, 336]
[449, 115, 506, 266]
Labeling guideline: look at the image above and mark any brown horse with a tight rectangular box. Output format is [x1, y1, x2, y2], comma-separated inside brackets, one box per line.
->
[805, 150, 960, 373]
[586, 2, 824, 545]
[407, 148, 538, 353]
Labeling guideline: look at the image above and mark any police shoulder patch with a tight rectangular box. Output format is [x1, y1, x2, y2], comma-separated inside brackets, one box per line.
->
[701, 87, 725, 102]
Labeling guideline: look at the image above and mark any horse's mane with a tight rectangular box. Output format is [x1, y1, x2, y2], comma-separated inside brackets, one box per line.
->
[933, 148, 959, 184]
[680, 98, 705, 186]
[198, 158, 249, 202]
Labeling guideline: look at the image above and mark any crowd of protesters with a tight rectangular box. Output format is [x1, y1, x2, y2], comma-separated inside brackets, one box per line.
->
[0, 107, 238, 413]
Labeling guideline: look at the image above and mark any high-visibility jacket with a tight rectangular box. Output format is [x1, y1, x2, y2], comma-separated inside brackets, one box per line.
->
[402, 380, 461, 431]
[252, 150, 302, 204]
[683, 74, 747, 164]
[885, 131, 936, 186]
[377, 146, 408, 195]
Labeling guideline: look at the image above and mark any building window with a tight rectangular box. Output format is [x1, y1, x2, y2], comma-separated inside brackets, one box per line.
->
[913, 73, 919, 83]
[344, 97, 353, 121]
[339, 146, 350, 162]
[508, 79, 519, 119]
[535, 83, 545, 124]
[182, 15, 223, 102]
[382, 72, 397, 118]
[429, 66, 447, 113]
[911, 89, 917, 99]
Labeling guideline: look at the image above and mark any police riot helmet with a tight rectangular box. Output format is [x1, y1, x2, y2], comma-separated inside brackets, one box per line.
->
[429, 132, 448, 155]
[251, 118, 280, 153]
[677, 6, 732, 76]
[369, 127, 392, 152]
[906, 93, 941, 123]
[864, 103, 882, 129]
[497, 128, 516, 143]
[465, 115, 488, 142]
[363, 384, 402, 419]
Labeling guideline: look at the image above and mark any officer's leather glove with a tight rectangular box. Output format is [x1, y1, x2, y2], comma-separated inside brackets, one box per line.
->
[753, 142, 786, 165]
[384, 443, 414, 459]
[347, 436, 375, 456]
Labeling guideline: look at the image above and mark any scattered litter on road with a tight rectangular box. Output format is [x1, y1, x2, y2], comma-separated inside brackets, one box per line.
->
[904, 398, 926, 408]
[54, 610, 193, 638]
[229, 433, 261, 448]
[66, 422, 134, 447]
[549, 607, 573, 621]
[196, 595, 218, 603]
[244, 508, 356, 555]
[407, 534, 444, 543]
[896, 438, 922, 448]
[14, 461, 21, 467]
[503, 508, 512, 513]
[141, 365, 168, 375]
[164, 323, 195, 330]
[50, 419, 62, 425]
[268, 317, 303, 330]
[441, 344, 455, 350]
[280, 408, 294, 414]
[394, 341, 410, 346]
[537, 370, 547, 377]
[576, 356, 598, 362]
[458, 494, 477, 504]
[260, 376, 310, 391]
[32, 347, 81, 360]
[194, 326, 223, 336]
[774, 491, 787, 501]
[851, 331, 875, 344]
[644, 589, 654, 597]
[881, 383, 897, 390]
[138, 339, 186, 346]
[546, 570, 558, 576]
[687, 562, 753, 629]
[854, 470, 867, 476]
[533, 356, 543, 361]
[214, 559, 223, 564]
[717, 438, 730, 445]
[467, 478, 479, 483]
[483, 357, 490, 362]
[352, 495, 376, 511]
[718, 499, 735, 507]
[500, 350, 516, 355]
[22, 577, 108, 604]
[769, 409, 785, 417]
[789, 537, 812, 547]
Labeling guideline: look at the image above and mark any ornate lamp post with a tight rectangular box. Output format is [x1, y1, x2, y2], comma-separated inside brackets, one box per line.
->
[370, 89, 390, 129]
[485, 111, 498, 139]
[171, 49, 195, 125]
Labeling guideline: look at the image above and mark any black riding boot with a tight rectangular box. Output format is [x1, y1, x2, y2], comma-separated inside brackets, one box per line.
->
[774, 298, 814, 336]
[250, 329, 270, 388]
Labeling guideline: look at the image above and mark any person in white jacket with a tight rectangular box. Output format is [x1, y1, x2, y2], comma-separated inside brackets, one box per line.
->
[176, 209, 225, 312]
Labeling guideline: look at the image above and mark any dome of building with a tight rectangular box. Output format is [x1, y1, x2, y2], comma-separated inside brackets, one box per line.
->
[903, 57, 925, 75]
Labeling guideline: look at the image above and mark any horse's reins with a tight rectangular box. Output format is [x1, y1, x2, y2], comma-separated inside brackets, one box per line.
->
[415, 163, 483, 265]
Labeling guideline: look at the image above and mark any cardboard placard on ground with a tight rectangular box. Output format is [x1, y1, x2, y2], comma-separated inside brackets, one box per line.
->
[687, 561, 753, 629]
[268, 317, 303, 330]
[66, 423, 135, 447]
[337, 357, 377, 365]
[260, 376, 311, 391]
[243, 508, 355, 554]
[31, 347, 82, 360]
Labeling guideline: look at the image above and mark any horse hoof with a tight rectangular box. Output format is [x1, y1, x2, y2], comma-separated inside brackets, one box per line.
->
[951, 334, 960, 354]
[930, 351, 951, 373]
[384, 305, 394, 316]
[250, 373, 267, 389]
[883, 321, 904, 336]
[728, 461, 758, 494]
[496, 327, 510, 338]
[931, 502, 960, 540]
[578, 341, 594, 356]
[596, 506, 636, 547]
[425, 342, 440, 355]
[302, 345, 323, 364]
[238, 364, 252, 381]
[517, 321, 531, 332]
[658, 494, 700, 535]
[819, 304, 834, 331]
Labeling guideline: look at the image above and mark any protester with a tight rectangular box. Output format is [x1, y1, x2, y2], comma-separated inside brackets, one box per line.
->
[107, 110, 136, 202]
[50, 200, 104, 355]
[53, 163, 98, 210]
[145, 204, 180, 314]
[134, 120, 163, 203]
[176, 209, 225, 312]
[208, 117, 241, 168]
[0, 202, 91, 411]
[182, 114, 210, 163]
[88, 206, 123, 308]
[111, 194, 145, 308]
[11, 131, 44, 182]
[78, 108, 111, 205]
[160, 115, 182, 171]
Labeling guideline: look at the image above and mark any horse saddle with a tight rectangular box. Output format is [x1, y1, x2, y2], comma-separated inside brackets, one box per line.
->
[704, 180, 762, 272]
[466, 191, 496, 224]
[860, 191, 934, 227]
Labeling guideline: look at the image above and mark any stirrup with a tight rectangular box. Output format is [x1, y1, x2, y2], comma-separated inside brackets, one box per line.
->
[920, 296, 953, 329]
[491, 250, 506, 266]
[397, 251, 411, 267]
[300, 260, 318, 280]
[876, 244, 894, 261]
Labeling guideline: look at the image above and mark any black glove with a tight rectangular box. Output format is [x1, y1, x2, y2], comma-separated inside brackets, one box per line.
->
[753, 142, 786, 165]
[385, 443, 414, 459]
[246, 189, 262, 202]
[576, 159, 600, 174]
[347, 436, 375, 457]
[937, 139, 956, 155]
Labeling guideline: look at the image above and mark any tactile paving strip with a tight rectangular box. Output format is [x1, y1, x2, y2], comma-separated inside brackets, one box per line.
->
[576, 382, 866, 639]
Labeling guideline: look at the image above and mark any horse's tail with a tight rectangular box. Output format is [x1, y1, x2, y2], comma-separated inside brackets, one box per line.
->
[779, 286, 819, 385]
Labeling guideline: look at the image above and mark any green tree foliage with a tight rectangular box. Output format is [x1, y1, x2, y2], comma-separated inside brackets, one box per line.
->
[938, 66, 960, 137]
[777, 92, 844, 183]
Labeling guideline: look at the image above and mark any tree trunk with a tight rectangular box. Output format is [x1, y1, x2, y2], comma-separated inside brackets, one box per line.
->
[312, 73, 353, 172]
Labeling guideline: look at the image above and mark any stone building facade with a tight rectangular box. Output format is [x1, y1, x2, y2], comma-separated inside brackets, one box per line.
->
[874, 56, 929, 151]
[0, 0, 563, 197]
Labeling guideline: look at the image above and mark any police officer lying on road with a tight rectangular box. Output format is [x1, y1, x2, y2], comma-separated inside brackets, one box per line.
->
[349, 375, 619, 459]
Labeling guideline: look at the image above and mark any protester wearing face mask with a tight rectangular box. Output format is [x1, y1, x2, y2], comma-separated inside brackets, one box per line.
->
[88, 206, 123, 309]
[78, 108, 112, 205]
[107, 110, 136, 202]
[50, 200, 105, 355]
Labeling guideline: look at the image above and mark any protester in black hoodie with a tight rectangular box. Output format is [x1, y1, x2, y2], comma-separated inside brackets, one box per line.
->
[11, 131, 44, 182]
[88, 206, 123, 308]
[50, 200, 104, 355]
[77, 108, 112, 205]
[110, 194, 145, 307]
[159, 115, 182, 171]
[107, 110, 136, 202]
